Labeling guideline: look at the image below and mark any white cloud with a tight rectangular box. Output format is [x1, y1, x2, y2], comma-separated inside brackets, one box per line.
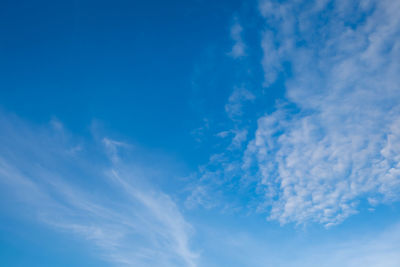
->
[102, 137, 131, 163]
[216, 129, 248, 150]
[225, 87, 255, 119]
[228, 20, 246, 59]
[245, 0, 400, 225]
[0, 112, 197, 266]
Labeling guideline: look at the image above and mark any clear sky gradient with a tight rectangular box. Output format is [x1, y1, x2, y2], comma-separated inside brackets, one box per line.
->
[1, 0, 400, 266]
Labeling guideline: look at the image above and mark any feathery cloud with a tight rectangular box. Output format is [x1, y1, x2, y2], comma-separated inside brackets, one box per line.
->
[0, 112, 197, 266]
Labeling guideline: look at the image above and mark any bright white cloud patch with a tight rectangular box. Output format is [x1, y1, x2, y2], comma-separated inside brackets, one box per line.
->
[245, 0, 400, 225]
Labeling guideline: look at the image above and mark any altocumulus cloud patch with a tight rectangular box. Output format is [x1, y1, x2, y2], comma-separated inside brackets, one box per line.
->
[244, 0, 400, 226]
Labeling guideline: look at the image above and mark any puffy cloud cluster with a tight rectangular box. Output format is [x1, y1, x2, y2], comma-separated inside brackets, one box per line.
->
[245, 0, 400, 225]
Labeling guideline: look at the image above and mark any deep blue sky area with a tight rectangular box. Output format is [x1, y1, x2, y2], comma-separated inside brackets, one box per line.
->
[0, 0, 254, 161]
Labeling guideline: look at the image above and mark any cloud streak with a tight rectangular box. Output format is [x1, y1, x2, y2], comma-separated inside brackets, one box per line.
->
[0, 112, 197, 266]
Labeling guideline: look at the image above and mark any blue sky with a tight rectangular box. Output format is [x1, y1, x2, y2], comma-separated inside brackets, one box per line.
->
[1, 0, 400, 266]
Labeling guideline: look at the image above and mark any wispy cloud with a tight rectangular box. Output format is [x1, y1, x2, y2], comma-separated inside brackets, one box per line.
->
[0, 112, 197, 266]
[244, 0, 400, 225]
[228, 19, 246, 59]
[201, 219, 400, 267]
[225, 87, 255, 120]
[290, 222, 400, 267]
